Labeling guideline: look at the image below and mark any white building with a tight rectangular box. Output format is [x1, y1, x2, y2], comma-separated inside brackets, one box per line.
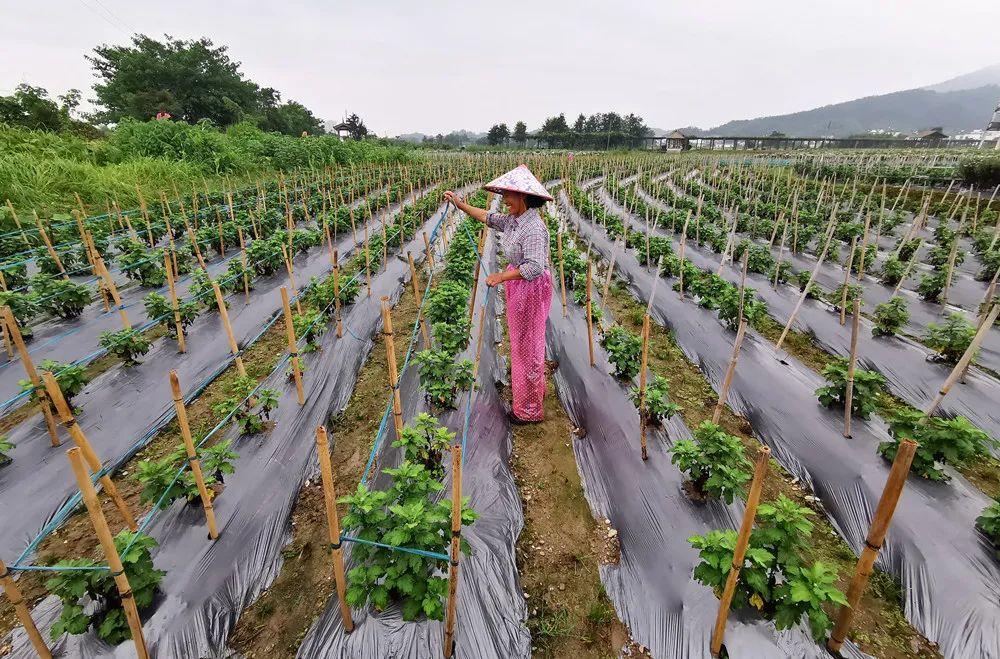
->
[983, 99, 1000, 148]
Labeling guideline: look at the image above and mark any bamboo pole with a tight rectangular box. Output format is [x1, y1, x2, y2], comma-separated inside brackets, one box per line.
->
[33, 212, 67, 279]
[314, 426, 354, 632]
[211, 282, 247, 378]
[42, 370, 137, 530]
[585, 262, 595, 367]
[924, 303, 1000, 416]
[169, 371, 218, 539]
[603, 236, 623, 300]
[364, 223, 372, 298]
[186, 226, 208, 271]
[164, 253, 186, 353]
[237, 227, 250, 299]
[333, 250, 343, 338]
[93, 252, 131, 330]
[280, 245, 303, 315]
[443, 444, 463, 659]
[839, 235, 859, 325]
[422, 230, 435, 271]
[4, 199, 32, 247]
[281, 287, 306, 405]
[843, 298, 862, 438]
[2, 307, 61, 446]
[712, 319, 748, 425]
[828, 439, 917, 653]
[468, 227, 487, 324]
[710, 445, 770, 657]
[775, 207, 838, 352]
[941, 232, 961, 304]
[556, 231, 568, 318]
[407, 252, 431, 349]
[380, 296, 404, 440]
[678, 211, 691, 299]
[66, 448, 149, 659]
[0, 558, 52, 658]
[638, 314, 650, 461]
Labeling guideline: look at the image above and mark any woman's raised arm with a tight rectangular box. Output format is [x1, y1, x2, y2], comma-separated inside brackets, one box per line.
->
[443, 190, 488, 224]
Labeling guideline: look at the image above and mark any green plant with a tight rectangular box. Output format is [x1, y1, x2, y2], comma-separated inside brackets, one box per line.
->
[977, 499, 1000, 559]
[771, 260, 793, 284]
[600, 325, 642, 379]
[629, 374, 681, 425]
[20, 359, 88, 407]
[431, 318, 471, 356]
[47, 531, 164, 644]
[98, 328, 152, 366]
[917, 271, 946, 302]
[426, 280, 470, 325]
[30, 275, 92, 319]
[717, 286, 767, 330]
[135, 439, 238, 505]
[392, 413, 453, 479]
[878, 409, 998, 480]
[221, 257, 255, 294]
[879, 256, 906, 287]
[414, 349, 474, 409]
[293, 308, 326, 352]
[340, 418, 477, 620]
[0, 290, 39, 337]
[188, 267, 216, 306]
[871, 297, 909, 337]
[814, 357, 886, 419]
[0, 435, 13, 466]
[669, 421, 751, 503]
[117, 240, 166, 287]
[211, 375, 280, 435]
[924, 313, 976, 363]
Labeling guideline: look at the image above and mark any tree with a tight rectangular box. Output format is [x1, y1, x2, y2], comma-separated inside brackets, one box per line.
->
[260, 99, 324, 136]
[341, 113, 368, 140]
[89, 35, 267, 126]
[0, 84, 71, 131]
[573, 113, 586, 133]
[486, 123, 510, 146]
[538, 113, 570, 147]
[513, 121, 527, 146]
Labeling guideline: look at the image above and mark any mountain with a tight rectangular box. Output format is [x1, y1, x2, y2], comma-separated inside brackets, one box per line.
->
[694, 66, 1000, 138]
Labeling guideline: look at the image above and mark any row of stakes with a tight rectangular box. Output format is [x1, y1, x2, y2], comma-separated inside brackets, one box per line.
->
[0, 205, 476, 658]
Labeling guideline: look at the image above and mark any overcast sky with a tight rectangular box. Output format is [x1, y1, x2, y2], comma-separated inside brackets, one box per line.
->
[2, 0, 998, 135]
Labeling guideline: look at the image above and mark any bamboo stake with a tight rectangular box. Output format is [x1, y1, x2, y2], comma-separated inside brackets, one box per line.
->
[891, 240, 924, 297]
[42, 371, 137, 530]
[5, 199, 31, 247]
[468, 227, 487, 324]
[2, 307, 61, 446]
[314, 426, 354, 632]
[710, 445, 770, 657]
[941, 232, 961, 304]
[585, 262, 595, 367]
[211, 282, 247, 378]
[169, 371, 218, 538]
[94, 252, 130, 330]
[407, 252, 431, 349]
[236, 227, 250, 300]
[333, 250, 343, 338]
[603, 236, 624, 300]
[281, 287, 306, 405]
[473, 298, 488, 381]
[556, 232, 568, 318]
[33, 212, 67, 279]
[364, 223, 372, 298]
[828, 439, 917, 653]
[422, 230, 435, 271]
[712, 319, 748, 424]
[66, 448, 149, 659]
[443, 444, 463, 659]
[186, 226, 208, 271]
[924, 303, 1000, 416]
[843, 298, 862, 438]
[164, 253, 186, 353]
[775, 207, 838, 352]
[0, 558, 52, 658]
[839, 235, 858, 325]
[678, 211, 691, 299]
[380, 296, 404, 440]
[638, 314, 650, 460]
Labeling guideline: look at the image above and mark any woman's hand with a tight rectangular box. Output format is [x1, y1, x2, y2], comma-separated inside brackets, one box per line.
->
[443, 190, 463, 206]
[485, 272, 504, 287]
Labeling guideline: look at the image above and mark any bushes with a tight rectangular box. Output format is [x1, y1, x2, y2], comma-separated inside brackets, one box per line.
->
[600, 325, 642, 379]
[21, 359, 88, 406]
[871, 297, 909, 337]
[814, 357, 886, 419]
[629, 374, 681, 425]
[414, 350, 474, 409]
[670, 421, 751, 504]
[978, 500, 1000, 559]
[99, 328, 152, 366]
[958, 155, 1000, 188]
[924, 313, 976, 363]
[877, 409, 998, 480]
[135, 440, 238, 505]
[31, 275, 92, 319]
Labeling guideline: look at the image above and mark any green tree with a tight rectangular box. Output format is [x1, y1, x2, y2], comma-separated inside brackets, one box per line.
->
[260, 98, 324, 136]
[486, 123, 510, 146]
[88, 35, 266, 125]
[513, 120, 527, 146]
[340, 113, 368, 140]
[0, 84, 72, 131]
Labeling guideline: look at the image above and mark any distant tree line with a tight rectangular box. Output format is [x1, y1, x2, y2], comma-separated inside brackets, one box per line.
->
[486, 112, 652, 148]
[1, 34, 370, 139]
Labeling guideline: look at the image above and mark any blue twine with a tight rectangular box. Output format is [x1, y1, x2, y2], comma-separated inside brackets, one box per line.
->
[338, 534, 449, 562]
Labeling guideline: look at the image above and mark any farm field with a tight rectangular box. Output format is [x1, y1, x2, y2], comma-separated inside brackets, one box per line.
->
[2, 146, 1000, 659]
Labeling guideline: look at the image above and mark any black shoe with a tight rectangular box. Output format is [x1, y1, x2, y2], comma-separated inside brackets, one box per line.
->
[509, 413, 541, 426]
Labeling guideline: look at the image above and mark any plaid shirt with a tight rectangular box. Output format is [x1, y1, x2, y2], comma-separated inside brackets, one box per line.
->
[486, 208, 550, 281]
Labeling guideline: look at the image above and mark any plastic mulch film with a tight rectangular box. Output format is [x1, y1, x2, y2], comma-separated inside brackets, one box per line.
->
[3, 199, 467, 658]
[297, 232, 530, 658]
[0, 196, 414, 565]
[620, 187, 1000, 450]
[544, 272, 863, 658]
[563, 189, 1000, 658]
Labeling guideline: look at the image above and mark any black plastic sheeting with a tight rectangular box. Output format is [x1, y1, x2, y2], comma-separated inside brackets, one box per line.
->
[563, 189, 1000, 658]
[543, 267, 861, 658]
[6, 197, 495, 658]
[0, 195, 422, 565]
[297, 230, 530, 659]
[624, 186, 1000, 448]
[642, 180, 1000, 377]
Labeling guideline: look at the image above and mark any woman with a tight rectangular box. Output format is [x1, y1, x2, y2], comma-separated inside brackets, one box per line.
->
[443, 165, 553, 424]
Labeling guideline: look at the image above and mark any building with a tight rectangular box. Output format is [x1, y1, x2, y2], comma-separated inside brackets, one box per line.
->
[910, 127, 948, 141]
[662, 130, 692, 151]
[984, 99, 1000, 148]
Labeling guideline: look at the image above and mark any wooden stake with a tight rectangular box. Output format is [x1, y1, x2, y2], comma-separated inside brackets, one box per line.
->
[924, 303, 1000, 416]
[33, 212, 67, 279]
[638, 314, 650, 460]
[556, 231, 568, 318]
[710, 445, 770, 657]
[775, 207, 838, 352]
[2, 306, 61, 445]
[712, 319, 748, 424]
[169, 371, 218, 538]
[843, 298, 862, 438]
[407, 252, 431, 349]
[236, 227, 250, 299]
[66, 448, 149, 659]
[163, 252, 186, 353]
[443, 444, 463, 659]
[828, 439, 917, 653]
[422, 230, 435, 271]
[211, 282, 247, 377]
[603, 236, 624, 300]
[280, 245, 303, 315]
[380, 296, 404, 440]
[333, 250, 343, 338]
[678, 211, 691, 299]
[281, 287, 306, 405]
[585, 262, 595, 367]
[0, 558, 52, 658]
[5, 199, 32, 247]
[467, 227, 487, 324]
[840, 235, 858, 325]
[315, 426, 354, 632]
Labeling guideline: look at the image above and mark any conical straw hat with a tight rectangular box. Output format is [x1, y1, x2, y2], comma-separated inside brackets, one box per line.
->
[483, 164, 554, 201]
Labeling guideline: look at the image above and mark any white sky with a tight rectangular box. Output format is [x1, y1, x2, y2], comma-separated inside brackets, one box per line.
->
[2, 0, 998, 135]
